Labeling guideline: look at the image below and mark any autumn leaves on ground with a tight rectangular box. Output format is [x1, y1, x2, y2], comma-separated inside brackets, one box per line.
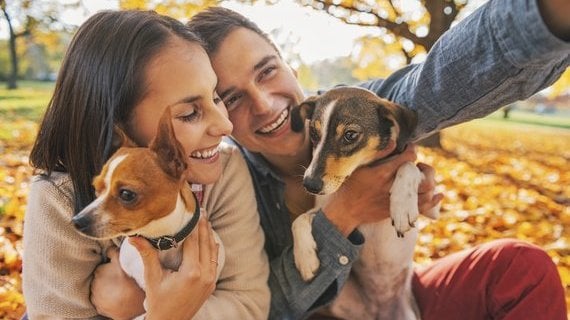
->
[0, 83, 569, 319]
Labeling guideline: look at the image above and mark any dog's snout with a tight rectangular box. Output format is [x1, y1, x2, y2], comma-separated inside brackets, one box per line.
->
[72, 214, 93, 233]
[303, 177, 324, 194]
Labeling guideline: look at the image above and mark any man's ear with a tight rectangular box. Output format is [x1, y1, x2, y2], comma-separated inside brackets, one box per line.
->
[150, 106, 188, 180]
[290, 96, 318, 132]
[112, 125, 137, 149]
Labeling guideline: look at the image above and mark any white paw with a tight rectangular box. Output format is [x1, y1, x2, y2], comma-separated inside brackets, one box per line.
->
[292, 213, 320, 281]
[390, 162, 423, 238]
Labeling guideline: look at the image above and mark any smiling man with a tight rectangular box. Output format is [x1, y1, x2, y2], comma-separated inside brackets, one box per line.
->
[188, 1, 570, 319]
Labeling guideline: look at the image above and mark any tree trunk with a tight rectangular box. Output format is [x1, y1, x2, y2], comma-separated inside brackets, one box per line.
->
[2, 6, 18, 89]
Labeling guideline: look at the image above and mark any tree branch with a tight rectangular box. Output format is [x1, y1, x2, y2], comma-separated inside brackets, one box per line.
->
[311, 0, 430, 49]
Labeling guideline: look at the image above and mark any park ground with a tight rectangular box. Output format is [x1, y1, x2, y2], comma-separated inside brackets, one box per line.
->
[0, 82, 569, 319]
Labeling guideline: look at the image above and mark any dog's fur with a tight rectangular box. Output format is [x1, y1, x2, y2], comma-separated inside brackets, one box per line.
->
[290, 86, 439, 319]
[72, 107, 224, 316]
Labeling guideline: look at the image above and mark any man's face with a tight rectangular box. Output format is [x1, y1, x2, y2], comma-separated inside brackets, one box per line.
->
[210, 27, 307, 158]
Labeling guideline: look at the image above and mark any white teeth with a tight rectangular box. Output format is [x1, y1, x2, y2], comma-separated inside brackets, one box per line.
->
[258, 109, 289, 134]
[191, 146, 219, 159]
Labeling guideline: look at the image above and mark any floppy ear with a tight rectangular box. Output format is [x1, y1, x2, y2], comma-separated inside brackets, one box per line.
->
[112, 125, 137, 149]
[290, 96, 318, 132]
[150, 106, 188, 180]
[375, 100, 417, 150]
[390, 102, 418, 148]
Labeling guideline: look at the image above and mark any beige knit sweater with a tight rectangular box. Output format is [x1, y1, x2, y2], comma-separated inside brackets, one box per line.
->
[22, 143, 270, 320]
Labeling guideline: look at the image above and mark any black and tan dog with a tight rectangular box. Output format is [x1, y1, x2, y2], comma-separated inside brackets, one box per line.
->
[290, 86, 439, 319]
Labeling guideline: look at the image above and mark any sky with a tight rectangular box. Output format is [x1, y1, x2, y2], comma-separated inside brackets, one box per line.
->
[1, 0, 486, 64]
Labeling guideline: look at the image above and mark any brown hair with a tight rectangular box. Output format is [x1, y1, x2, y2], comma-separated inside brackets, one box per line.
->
[29, 10, 203, 213]
[187, 6, 280, 56]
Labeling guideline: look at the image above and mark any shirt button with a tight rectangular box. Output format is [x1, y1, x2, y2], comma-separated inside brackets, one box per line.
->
[339, 255, 349, 265]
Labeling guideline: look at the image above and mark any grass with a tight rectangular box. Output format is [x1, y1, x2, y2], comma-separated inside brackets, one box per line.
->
[0, 81, 53, 123]
[484, 109, 570, 129]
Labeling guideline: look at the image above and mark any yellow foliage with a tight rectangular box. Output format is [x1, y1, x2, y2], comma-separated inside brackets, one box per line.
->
[119, 0, 219, 19]
[1, 109, 569, 318]
[352, 36, 407, 80]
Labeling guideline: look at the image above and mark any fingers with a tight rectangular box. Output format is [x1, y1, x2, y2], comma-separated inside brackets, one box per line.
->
[179, 218, 202, 272]
[198, 217, 212, 267]
[129, 236, 163, 284]
[417, 162, 436, 193]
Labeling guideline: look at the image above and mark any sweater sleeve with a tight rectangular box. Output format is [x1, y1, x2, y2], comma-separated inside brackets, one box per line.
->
[359, 0, 570, 140]
[22, 174, 109, 320]
[195, 145, 270, 320]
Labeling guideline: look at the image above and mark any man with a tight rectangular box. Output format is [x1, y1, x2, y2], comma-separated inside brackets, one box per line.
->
[187, 0, 569, 319]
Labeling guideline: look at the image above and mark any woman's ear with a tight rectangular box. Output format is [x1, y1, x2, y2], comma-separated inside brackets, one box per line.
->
[149, 106, 188, 180]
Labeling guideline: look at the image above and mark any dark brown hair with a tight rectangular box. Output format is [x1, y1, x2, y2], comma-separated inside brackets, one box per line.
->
[187, 6, 280, 56]
[29, 10, 202, 214]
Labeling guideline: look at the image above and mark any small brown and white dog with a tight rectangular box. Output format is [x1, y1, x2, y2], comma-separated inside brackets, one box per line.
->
[72, 107, 224, 317]
[290, 86, 439, 319]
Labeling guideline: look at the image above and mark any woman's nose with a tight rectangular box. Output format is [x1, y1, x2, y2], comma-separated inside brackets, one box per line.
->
[208, 104, 233, 136]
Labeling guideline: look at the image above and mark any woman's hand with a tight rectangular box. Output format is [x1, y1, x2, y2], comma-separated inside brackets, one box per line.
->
[131, 217, 219, 320]
[91, 246, 146, 319]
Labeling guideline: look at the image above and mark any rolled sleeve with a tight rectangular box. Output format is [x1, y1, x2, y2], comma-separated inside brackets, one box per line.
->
[268, 210, 363, 319]
[490, 0, 570, 67]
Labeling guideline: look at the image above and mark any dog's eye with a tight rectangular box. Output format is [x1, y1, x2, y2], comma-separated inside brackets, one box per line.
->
[343, 130, 359, 143]
[118, 189, 137, 204]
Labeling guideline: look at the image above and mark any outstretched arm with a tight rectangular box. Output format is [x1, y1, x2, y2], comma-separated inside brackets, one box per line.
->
[360, 0, 570, 140]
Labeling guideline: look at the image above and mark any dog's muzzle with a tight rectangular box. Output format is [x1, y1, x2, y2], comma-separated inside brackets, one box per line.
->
[303, 176, 324, 195]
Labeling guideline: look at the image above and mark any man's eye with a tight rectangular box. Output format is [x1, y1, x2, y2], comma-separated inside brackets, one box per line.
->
[225, 94, 243, 111]
[259, 66, 277, 81]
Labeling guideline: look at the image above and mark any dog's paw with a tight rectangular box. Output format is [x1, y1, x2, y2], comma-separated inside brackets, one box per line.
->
[390, 162, 423, 237]
[292, 213, 320, 281]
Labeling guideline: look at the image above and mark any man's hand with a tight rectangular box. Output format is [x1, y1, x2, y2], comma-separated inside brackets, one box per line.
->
[538, 0, 570, 41]
[323, 145, 442, 236]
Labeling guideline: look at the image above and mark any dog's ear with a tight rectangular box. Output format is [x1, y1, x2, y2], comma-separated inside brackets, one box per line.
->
[376, 100, 417, 150]
[291, 96, 318, 132]
[388, 101, 418, 148]
[112, 125, 137, 149]
[150, 106, 188, 180]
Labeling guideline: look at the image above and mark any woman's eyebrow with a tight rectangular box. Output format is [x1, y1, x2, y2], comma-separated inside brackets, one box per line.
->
[170, 95, 201, 107]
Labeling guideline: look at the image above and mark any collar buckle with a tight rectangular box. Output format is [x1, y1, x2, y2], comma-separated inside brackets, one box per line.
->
[156, 236, 178, 250]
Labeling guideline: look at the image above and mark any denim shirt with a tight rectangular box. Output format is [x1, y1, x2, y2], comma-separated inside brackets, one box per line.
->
[231, 0, 569, 319]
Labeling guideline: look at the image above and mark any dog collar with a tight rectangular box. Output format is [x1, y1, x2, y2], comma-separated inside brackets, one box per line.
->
[145, 192, 201, 251]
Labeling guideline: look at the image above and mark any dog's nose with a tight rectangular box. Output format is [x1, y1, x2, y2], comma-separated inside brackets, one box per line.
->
[72, 214, 92, 233]
[303, 177, 323, 194]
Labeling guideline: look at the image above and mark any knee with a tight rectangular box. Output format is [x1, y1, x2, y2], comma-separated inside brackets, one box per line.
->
[484, 239, 558, 277]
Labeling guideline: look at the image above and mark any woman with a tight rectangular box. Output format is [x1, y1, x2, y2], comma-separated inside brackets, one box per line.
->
[23, 10, 269, 319]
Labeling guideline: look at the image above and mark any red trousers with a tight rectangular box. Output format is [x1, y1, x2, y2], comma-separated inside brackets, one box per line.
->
[413, 239, 567, 320]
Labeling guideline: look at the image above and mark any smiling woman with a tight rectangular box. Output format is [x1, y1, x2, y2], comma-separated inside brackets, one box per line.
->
[22, 9, 269, 320]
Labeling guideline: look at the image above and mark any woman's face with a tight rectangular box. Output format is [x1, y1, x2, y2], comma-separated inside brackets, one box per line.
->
[128, 37, 233, 185]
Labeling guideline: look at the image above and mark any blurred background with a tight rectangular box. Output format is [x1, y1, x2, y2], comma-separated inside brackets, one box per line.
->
[0, 0, 568, 318]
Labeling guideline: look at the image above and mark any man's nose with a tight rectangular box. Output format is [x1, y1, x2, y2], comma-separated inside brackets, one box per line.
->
[250, 89, 273, 116]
